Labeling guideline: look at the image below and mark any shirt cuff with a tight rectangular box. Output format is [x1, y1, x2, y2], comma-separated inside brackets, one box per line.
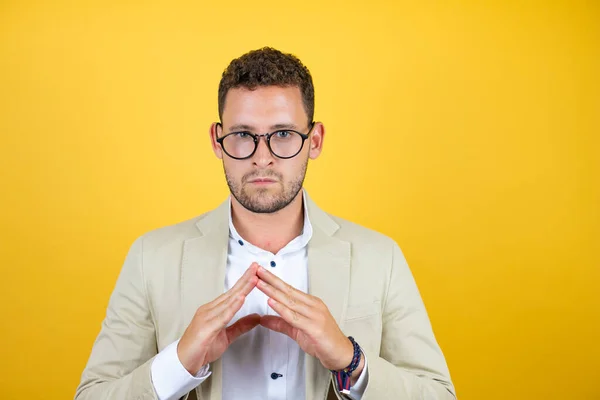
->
[347, 353, 369, 399]
[150, 339, 212, 400]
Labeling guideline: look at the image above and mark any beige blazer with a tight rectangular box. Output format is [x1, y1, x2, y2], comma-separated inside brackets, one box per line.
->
[75, 192, 456, 400]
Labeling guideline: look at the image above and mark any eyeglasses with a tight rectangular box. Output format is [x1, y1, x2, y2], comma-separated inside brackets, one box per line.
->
[215, 122, 314, 160]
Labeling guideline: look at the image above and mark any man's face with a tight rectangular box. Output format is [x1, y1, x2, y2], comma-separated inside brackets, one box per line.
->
[210, 86, 324, 214]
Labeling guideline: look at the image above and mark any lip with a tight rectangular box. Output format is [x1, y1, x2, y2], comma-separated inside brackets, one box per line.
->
[248, 178, 277, 184]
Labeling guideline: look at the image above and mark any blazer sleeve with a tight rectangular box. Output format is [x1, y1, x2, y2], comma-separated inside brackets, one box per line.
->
[74, 236, 160, 400]
[340, 241, 457, 400]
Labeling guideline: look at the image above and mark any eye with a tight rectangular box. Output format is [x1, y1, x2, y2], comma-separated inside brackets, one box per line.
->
[275, 130, 291, 138]
[235, 132, 251, 139]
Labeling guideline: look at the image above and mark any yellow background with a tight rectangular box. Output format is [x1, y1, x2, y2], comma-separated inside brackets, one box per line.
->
[0, 1, 598, 399]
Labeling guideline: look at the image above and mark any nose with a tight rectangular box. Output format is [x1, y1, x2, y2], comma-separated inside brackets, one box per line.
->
[252, 134, 274, 167]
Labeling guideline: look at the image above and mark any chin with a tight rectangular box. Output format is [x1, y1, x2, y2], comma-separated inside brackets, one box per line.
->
[246, 186, 281, 201]
[237, 186, 290, 213]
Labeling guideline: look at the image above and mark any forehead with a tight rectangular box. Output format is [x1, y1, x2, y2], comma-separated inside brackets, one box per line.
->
[221, 86, 307, 129]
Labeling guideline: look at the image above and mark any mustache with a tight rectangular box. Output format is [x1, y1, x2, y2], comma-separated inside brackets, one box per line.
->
[242, 170, 282, 183]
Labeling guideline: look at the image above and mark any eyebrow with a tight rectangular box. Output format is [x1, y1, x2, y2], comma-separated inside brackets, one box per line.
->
[227, 123, 299, 132]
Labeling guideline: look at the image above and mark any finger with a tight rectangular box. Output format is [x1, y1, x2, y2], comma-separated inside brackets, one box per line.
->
[205, 293, 246, 332]
[260, 315, 297, 339]
[267, 298, 305, 329]
[224, 262, 259, 298]
[256, 278, 315, 319]
[205, 263, 259, 325]
[207, 286, 251, 323]
[210, 263, 258, 310]
[231, 262, 259, 294]
[226, 313, 261, 343]
[256, 266, 315, 306]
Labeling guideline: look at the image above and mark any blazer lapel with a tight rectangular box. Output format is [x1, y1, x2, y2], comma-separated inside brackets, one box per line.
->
[181, 198, 230, 400]
[304, 193, 352, 399]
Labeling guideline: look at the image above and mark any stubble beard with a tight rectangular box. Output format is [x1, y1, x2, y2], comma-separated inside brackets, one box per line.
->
[224, 159, 308, 214]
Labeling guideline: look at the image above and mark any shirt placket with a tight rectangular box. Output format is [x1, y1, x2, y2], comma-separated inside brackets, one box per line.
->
[265, 253, 287, 399]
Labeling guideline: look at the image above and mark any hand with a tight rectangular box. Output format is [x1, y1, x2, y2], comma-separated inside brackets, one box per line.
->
[255, 265, 360, 375]
[177, 262, 261, 375]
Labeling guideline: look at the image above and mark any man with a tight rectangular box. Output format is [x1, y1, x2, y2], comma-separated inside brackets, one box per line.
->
[75, 47, 456, 400]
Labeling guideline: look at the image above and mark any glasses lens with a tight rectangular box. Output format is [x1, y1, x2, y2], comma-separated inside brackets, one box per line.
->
[270, 131, 304, 158]
[222, 133, 255, 158]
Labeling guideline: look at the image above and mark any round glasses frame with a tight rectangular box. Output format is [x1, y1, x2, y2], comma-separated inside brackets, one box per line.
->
[215, 122, 315, 160]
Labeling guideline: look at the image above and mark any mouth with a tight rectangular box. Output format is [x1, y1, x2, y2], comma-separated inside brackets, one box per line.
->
[247, 178, 277, 185]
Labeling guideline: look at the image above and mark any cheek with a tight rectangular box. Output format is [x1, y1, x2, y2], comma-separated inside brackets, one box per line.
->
[281, 159, 306, 179]
[223, 160, 245, 180]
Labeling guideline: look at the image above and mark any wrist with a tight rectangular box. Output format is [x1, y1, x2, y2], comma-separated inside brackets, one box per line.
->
[330, 336, 363, 393]
[333, 336, 356, 371]
[350, 355, 365, 386]
[176, 340, 206, 376]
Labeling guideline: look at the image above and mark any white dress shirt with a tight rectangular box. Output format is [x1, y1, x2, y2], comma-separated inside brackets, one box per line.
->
[150, 191, 368, 400]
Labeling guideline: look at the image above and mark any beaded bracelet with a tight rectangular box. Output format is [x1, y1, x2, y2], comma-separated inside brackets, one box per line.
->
[330, 336, 362, 394]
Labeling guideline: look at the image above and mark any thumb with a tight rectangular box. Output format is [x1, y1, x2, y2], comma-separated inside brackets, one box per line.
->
[225, 313, 261, 343]
[260, 315, 296, 339]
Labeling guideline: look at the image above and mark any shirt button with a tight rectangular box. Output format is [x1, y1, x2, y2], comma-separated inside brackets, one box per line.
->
[238, 240, 244, 246]
[270, 260, 276, 267]
[270, 372, 282, 380]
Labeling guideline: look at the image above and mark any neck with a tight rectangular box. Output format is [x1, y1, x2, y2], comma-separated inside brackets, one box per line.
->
[231, 190, 305, 254]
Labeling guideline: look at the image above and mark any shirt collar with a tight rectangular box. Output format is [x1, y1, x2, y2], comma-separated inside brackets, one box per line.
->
[228, 189, 313, 255]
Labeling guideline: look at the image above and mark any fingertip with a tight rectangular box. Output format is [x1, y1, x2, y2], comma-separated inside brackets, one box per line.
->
[250, 313, 261, 322]
[245, 263, 256, 274]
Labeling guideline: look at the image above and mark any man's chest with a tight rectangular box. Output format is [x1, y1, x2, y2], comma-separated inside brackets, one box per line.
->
[225, 240, 308, 320]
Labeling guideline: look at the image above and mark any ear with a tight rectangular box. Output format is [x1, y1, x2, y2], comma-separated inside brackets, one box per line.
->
[308, 122, 325, 160]
[209, 122, 224, 159]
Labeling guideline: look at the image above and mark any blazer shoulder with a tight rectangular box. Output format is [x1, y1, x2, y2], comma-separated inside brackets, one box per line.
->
[134, 210, 210, 252]
[328, 213, 397, 249]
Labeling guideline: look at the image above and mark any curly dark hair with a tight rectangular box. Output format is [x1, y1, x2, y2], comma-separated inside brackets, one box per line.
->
[218, 47, 315, 125]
